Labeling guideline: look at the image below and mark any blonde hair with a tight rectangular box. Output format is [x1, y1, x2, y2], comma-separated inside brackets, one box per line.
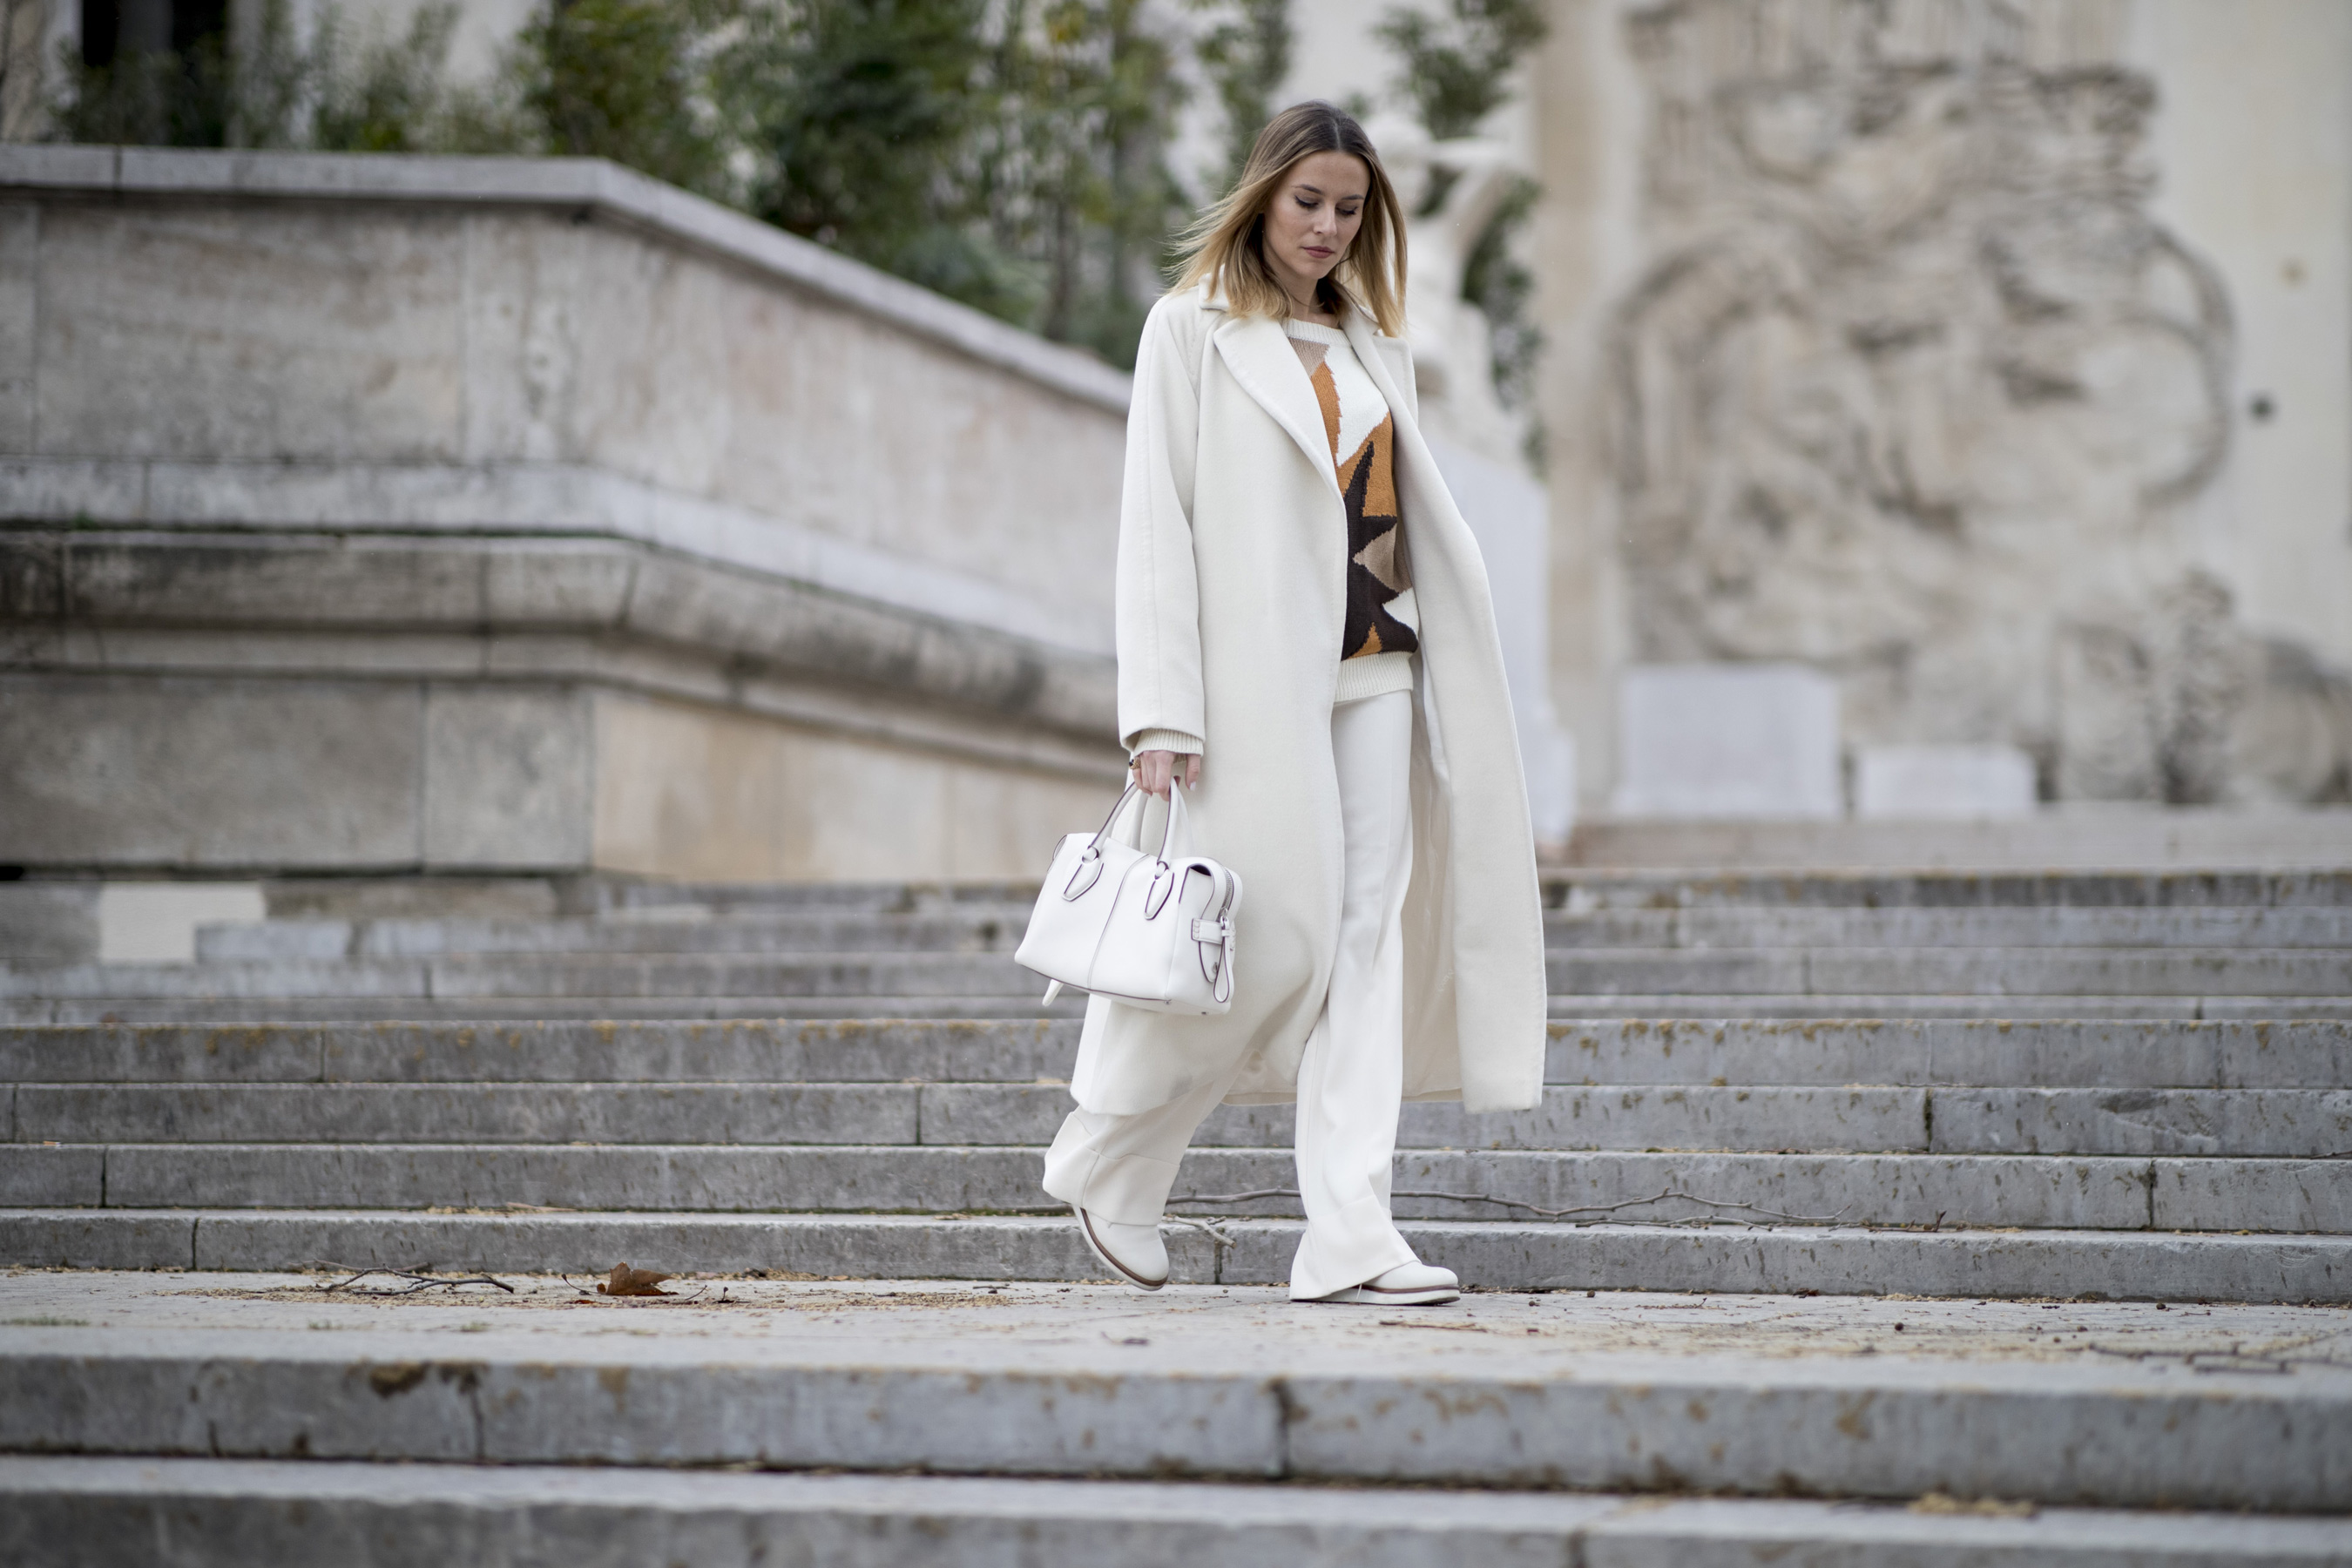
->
[1173, 101, 1408, 336]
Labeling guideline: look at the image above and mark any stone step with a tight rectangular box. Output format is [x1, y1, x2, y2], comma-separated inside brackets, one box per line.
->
[0, 953, 1046, 1002]
[4, 1274, 2348, 1511]
[1544, 996, 2352, 1021]
[4, 994, 2347, 1026]
[583, 868, 2352, 912]
[1558, 812, 2352, 875]
[13, 1210, 2349, 1301]
[1550, 905, 2352, 949]
[10, 1019, 2348, 1089]
[1548, 948, 2352, 997]
[6, 1144, 2344, 1231]
[11, 946, 2349, 1004]
[21, 1081, 2351, 1158]
[195, 909, 1039, 963]
[191, 903, 2352, 961]
[573, 880, 1044, 916]
[0, 995, 1094, 1026]
[1546, 868, 2352, 909]
[8, 1458, 2350, 1568]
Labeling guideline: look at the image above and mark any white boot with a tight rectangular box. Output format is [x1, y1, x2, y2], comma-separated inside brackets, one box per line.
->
[1309, 1260, 1458, 1306]
[1074, 1205, 1169, 1291]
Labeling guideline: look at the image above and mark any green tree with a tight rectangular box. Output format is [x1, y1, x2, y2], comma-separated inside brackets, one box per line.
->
[308, 3, 463, 153]
[731, 0, 1013, 308]
[42, 0, 1195, 366]
[1190, 0, 1288, 189]
[1374, 0, 1544, 143]
[516, 0, 735, 194]
[52, 24, 236, 147]
[977, 0, 1188, 362]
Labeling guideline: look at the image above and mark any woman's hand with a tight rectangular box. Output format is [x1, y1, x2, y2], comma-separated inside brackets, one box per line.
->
[1132, 749, 1202, 799]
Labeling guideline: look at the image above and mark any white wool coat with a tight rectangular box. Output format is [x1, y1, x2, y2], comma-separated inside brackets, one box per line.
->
[1065, 283, 1548, 1116]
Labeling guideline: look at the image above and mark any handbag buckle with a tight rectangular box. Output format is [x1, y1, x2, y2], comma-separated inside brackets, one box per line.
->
[1062, 846, 1104, 901]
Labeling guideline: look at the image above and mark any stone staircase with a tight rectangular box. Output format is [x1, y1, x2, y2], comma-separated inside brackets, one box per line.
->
[3, 868, 2349, 1298]
[4, 867, 2350, 1561]
[6, 870, 2351, 1025]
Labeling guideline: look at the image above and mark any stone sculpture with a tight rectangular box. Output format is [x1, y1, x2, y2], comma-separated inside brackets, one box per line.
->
[1609, 0, 2349, 803]
[1365, 115, 1536, 471]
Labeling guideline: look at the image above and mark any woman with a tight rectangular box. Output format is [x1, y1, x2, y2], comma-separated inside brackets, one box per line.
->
[1040, 102, 1548, 1306]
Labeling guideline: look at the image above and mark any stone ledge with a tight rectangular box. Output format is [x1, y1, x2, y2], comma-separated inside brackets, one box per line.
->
[0, 458, 1112, 657]
[0, 145, 1132, 417]
[0, 530, 1119, 751]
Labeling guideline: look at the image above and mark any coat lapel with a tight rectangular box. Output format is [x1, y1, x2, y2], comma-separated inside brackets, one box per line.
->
[1212, 312, 1341, 496]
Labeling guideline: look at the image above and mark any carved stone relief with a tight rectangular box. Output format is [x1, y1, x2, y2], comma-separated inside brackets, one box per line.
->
[1608, 0, 2349, 802]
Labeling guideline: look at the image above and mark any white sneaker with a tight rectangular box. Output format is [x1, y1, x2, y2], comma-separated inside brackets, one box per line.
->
[1074, 1204, 1168, 1291]
[1310, 1261, 1459, 1306]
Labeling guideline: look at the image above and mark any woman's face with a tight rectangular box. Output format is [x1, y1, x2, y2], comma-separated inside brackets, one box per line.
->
[1261, 150, 1370, 296]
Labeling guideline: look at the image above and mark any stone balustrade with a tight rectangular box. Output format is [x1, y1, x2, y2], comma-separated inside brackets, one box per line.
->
[0, 146, 1130, 882]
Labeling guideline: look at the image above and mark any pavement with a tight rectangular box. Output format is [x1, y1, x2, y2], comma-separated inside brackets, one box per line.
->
[7, 1273, 2352, 1561]
[6, 1266, 2345, 1371]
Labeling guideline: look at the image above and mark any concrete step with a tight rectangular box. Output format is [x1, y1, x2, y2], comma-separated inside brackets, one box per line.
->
[193, 903, 2352, 962]
[195, 909, 1038, 962]
[0, 1018, 1084, 1084]
[573, 880, 1043, 916]
[1543, 996, 2352, 1021]
[6, 1143, 2345, 1231]
[1545, 868, 2352, 909]
[10, 1018, 2348, 1089]
[0, 952, 1047, 1002]
[22, 1081, 2352, 1158]
[11, 947, 2349, 1005]
[4, 1274, 2348, 1511]
[1547, 948, 2352, 997]
[8, 1458, 2350, 1568]
[13, 1210, 2349, 1301]
[0, 994, 1092, 1025]
[594, 868, 2352, 916]
[260, 868, 2352, 916]
[6, 994, 2347, 1025]
[1558, 809, 2352, 874]
[1543, 905, 2352, 949]
[564, 865, 2352, 912]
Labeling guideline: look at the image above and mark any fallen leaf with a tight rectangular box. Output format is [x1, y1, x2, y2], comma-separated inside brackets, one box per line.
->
[1909, 1492, 2038, 1518]
[598, 1263, 675, 1297]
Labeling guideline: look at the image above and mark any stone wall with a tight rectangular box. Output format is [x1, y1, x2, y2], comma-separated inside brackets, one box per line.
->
[1534, 0, 2352, 809]
[0, 147, 1131, 881]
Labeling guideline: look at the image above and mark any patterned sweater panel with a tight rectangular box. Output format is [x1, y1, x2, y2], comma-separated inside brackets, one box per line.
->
[1284, 320, 1420, 670]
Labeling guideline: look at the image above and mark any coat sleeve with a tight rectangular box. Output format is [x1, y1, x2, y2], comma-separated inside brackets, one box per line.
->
[1114, 298, 1208, 754]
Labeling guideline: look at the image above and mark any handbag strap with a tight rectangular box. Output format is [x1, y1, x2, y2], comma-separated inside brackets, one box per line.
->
[1088, 781, 1145, 848]
[1090, 779, 1188, 862]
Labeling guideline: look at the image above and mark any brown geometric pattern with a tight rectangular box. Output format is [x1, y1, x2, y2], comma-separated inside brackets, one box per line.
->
[1299, 346, 1418, 662]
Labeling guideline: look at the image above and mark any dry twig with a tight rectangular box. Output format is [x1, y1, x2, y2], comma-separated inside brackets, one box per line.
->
[318, 1267, 514, 1296]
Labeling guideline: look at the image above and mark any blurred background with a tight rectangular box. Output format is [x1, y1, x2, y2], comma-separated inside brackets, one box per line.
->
[3, 0, 2349, 951]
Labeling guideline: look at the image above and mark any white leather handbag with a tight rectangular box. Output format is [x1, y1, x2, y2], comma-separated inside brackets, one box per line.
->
[1014, 781, 1241, 1014]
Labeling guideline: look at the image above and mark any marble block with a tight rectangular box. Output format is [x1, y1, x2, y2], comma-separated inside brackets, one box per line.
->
[1612, 664, 1841, 820]
[97, 882, 266, 964]
[1855, 746, 2038, 821]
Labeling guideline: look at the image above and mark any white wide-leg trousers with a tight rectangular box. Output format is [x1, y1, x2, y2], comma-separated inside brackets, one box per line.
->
[1041, 688, 1418, 1301]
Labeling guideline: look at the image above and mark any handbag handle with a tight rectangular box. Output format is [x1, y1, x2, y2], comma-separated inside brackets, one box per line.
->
[1059, 780, 1189, 902]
